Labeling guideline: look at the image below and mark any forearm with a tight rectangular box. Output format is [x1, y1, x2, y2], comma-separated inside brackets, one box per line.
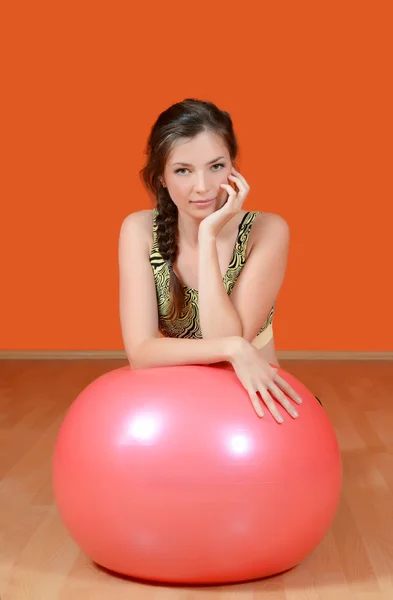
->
[198, 232, 243, 338]
[129, 335, 239, 370]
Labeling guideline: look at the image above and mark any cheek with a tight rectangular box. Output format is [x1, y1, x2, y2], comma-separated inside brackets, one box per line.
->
[220, 167, 231, 182]
[166, 179, 191, 205]
[171, 180, 190, 197]
[218, 170, 232, 192]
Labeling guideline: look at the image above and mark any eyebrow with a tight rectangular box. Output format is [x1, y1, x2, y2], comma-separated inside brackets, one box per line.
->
[172, 155, 226, 167]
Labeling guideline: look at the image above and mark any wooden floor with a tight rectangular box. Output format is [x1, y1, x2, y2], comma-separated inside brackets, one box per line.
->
[1, 358, 393, 599]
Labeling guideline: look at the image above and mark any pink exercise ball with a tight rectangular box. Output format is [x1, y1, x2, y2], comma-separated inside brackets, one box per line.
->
[52, 364, 341, 584]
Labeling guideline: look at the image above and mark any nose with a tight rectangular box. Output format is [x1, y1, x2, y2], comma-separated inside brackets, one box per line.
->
[194, 171, 209, 193]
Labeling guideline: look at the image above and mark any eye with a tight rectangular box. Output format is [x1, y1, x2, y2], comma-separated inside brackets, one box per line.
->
[174, 163, 226, 175]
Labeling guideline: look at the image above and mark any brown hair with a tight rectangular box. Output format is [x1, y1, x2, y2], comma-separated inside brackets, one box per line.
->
[140, 98, 239, 320]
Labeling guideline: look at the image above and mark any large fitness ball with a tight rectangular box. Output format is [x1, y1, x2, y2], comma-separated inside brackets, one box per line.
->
[52, 364, 341, 584]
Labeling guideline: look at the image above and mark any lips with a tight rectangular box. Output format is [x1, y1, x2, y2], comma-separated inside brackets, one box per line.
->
[192, 198, 216, 203]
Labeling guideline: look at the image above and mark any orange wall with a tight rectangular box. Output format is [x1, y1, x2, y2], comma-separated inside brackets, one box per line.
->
[2, 2, 392, 352]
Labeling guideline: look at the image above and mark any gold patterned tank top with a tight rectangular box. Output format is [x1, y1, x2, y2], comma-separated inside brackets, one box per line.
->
[149, 208, 275, 348]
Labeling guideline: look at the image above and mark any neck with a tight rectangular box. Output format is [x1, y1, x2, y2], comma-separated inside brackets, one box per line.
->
[177, 210, 204, 249]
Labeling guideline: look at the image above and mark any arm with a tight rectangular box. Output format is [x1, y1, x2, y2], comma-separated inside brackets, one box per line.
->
[197, 229, 243, 338]
[118, 211, 240, 369]
[229, 213, 290, 343]
[131, 337, 238, 369]
[198, 213, 290, 342]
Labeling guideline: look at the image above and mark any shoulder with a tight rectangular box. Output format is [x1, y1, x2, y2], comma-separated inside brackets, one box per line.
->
[119, 209, 155, 251]
[249, 211, 290, 249]
[120, 209, 155, 236]
[120, 208, 155, 230]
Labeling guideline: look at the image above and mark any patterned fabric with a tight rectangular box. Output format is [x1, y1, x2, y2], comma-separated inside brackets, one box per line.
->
[149, 208, 275, 344]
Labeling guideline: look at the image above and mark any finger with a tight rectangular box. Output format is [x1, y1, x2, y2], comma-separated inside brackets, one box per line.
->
[217, 185, 229, 207]
[267, 383, 299, 419]
[231, 167, 250, 189]
[220, 183, 237, 199]
[228, 174, 249, 194]
[228, 175, 248, 204]
[273, 374, 303, 404]
[248, 390, 265, 418]
[258, 388, 284, 424]
[219, 185, 237, 210]
[228, 175, 248, 210]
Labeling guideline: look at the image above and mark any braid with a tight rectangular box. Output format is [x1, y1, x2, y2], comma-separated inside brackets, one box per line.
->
[156, 190, 178, 266]
[156, 189, 185, 320]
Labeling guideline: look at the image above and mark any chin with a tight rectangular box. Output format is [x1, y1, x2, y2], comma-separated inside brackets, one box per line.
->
[195, 205, 217, 220]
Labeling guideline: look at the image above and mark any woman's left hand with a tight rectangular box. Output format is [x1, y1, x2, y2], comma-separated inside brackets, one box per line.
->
[198, 166, 250, 239]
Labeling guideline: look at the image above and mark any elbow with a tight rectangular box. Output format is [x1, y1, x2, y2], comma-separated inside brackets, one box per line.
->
[125, 352, 136, 370]
[124, 345, 142, 370]
[127, 356, 138, 370]
[127, 352, 145, 371]
[125, 340, 152, 370]
[127, 356, 145, 371]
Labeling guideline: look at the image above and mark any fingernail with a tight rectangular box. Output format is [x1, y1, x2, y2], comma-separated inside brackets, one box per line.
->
[278, 416, 284, 423]
[293, 410, 299, 418]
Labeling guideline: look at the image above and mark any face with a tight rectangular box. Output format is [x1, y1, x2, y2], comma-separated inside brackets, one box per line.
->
[161, 130, 233, 218]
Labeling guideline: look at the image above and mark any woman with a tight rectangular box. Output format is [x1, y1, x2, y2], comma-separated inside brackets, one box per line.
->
[118, 98, 304, 424]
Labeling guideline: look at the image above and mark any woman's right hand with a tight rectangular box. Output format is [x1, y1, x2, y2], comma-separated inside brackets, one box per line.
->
[229, 337, 303, 423]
